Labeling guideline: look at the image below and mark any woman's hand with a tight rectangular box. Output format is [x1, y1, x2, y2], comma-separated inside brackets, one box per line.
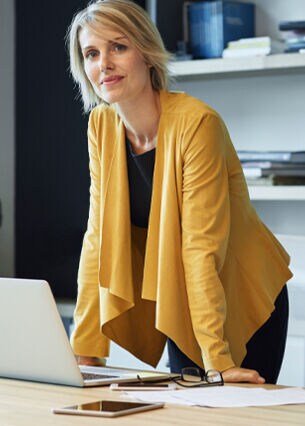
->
[76, 355, 107, 367]
[222, 367, 265, 384]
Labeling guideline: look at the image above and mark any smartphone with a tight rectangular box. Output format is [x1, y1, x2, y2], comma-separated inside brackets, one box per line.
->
[52, 400, 164, 418]
[110, 382, 177, 391]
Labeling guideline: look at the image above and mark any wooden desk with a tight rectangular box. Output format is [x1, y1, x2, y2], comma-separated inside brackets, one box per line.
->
[1, 378, 305, 426]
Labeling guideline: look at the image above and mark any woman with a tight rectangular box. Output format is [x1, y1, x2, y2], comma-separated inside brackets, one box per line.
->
[67, 0, 292, 384]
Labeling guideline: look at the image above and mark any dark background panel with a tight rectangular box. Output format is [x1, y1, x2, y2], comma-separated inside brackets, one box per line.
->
[15, 0, 90, 299]
[15, 0, 182, 299]
[156, 0, 184, 52]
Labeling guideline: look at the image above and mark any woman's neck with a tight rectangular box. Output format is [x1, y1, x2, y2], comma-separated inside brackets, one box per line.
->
[114, 89, 161, 155]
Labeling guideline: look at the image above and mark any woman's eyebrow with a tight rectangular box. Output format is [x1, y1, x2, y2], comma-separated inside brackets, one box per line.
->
[81, 45, 96, 52]
[81, 36, 128, 51]
[110, 36, 128, 42]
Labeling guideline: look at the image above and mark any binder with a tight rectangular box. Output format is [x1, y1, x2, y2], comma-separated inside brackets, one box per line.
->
[187, 1, 255, 59]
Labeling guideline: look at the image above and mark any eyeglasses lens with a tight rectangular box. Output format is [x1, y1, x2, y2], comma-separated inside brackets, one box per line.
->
[206, 369, 222, 383]
[181, 367, 202, 382]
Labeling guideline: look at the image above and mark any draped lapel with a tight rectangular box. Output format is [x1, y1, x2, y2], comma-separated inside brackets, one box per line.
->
[99, 93, 168, 310]
[99, 115, 134, 307]
[141, 116, 164, 302]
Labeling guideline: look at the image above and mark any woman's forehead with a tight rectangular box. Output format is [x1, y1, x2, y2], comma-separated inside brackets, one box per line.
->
[79, 23, 128, 45]
[82, 20, 126, 39]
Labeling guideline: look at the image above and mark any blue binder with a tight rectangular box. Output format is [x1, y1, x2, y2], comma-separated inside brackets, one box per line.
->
[188, 1, 255, 59]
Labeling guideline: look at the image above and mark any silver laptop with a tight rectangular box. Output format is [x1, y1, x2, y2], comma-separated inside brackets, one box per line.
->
[0, 277, 168, 387]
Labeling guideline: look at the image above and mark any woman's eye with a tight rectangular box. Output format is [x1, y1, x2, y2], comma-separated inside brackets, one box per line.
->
[112, 43, 127, 53]
[85, 50, 98, 59]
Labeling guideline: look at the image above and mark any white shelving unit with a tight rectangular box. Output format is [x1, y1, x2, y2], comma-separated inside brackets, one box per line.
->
[169, 53, 305, 78]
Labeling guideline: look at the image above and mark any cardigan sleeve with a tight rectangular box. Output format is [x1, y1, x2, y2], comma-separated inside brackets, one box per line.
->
[181, 113, 235, 372]
[70, 110, 110, 358]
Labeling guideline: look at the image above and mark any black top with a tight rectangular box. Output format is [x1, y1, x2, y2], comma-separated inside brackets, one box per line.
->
[126, 140, 155, 228]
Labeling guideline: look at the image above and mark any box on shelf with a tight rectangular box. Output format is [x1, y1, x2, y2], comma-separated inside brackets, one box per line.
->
[187, 1, 255, 59]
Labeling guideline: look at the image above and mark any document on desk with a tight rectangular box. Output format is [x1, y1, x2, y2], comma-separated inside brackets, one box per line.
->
[126, 386, 305, 408]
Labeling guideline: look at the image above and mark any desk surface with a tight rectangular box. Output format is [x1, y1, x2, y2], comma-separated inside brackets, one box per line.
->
[1, 378, 305, 426]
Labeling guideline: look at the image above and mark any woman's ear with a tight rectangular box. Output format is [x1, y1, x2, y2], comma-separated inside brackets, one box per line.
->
[145, 60, 153, 68]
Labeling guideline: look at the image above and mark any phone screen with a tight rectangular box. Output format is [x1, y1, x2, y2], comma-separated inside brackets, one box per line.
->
[68, 400, 153, 412]
[53, 400, 164, 417]
[117, 382, 170, 388]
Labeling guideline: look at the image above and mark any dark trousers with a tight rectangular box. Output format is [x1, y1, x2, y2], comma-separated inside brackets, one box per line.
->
[167, 285, 289, 384]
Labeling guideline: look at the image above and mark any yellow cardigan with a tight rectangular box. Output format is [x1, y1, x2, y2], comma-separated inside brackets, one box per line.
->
[70, 91, 292, 372]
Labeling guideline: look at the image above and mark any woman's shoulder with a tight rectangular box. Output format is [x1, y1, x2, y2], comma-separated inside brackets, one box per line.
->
[88, 104, 119, 129]
[89, 103, 116, 119]
[160, 90, 219, 119]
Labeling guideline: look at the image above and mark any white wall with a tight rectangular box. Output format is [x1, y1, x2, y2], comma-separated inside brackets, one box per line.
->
[249, 0, 305, 41]
[171, 73, 305, 152]
[0, 0, 15, 276]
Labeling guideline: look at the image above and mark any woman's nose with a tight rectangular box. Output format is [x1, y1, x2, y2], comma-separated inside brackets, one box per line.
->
[98, 53, 113, 72]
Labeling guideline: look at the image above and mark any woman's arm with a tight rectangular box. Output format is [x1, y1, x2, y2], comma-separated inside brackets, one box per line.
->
[70, 111, 110, 358]
[181, 113, 232, 372]
[181, 114, 265, 383]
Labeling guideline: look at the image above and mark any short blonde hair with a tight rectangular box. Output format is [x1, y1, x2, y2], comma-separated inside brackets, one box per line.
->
[67, 0, 171, 112]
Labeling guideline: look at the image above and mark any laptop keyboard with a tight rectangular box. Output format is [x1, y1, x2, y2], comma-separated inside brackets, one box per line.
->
[82, 372, 119, 381]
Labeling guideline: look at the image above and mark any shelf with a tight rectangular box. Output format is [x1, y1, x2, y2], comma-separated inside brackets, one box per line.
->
[169, 53, 305, 78]
[248, 186, 305, 200]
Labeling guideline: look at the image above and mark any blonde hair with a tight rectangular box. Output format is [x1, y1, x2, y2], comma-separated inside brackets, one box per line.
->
[67, 0, 171, 112]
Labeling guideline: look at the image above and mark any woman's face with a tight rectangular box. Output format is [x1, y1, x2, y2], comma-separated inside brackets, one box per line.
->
[79, 25, 152, 106]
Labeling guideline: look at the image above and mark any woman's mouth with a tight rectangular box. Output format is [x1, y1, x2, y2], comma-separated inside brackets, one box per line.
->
[101, 75, 124, 85]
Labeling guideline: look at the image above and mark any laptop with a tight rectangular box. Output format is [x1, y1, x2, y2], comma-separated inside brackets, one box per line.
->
[0, 277, 169, 387]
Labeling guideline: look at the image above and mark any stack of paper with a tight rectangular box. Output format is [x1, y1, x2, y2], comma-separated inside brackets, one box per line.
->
[126, 385, 305, 408]
[222, 36, 284, 58]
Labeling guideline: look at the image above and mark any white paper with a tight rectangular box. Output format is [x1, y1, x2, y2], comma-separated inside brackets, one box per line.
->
[126, 386, 305, 408]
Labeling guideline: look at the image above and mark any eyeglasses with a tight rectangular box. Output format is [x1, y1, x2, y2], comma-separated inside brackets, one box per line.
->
[172, 367, 224, 388]
[137, 367, 223, 388]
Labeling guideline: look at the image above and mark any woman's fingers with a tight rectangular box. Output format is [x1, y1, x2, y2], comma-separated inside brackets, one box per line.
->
[222, 367, 265, 384]
[76, 355, 106, 366]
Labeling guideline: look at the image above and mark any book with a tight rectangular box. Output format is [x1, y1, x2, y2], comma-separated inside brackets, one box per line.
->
[223, 46, 271, 58]
[237, 150, 305, 163]
[246, 175, 305, 186]
[246, 176, 274, 186]
[285, 35, 305, 45]
[242, 161, 305, 170]
[243, 166, 305, 178]
[285, 42, 305, 53]
[228, 36, 272, 48]
[279, 21, 305, 31]
[187, 1, 255, 59]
